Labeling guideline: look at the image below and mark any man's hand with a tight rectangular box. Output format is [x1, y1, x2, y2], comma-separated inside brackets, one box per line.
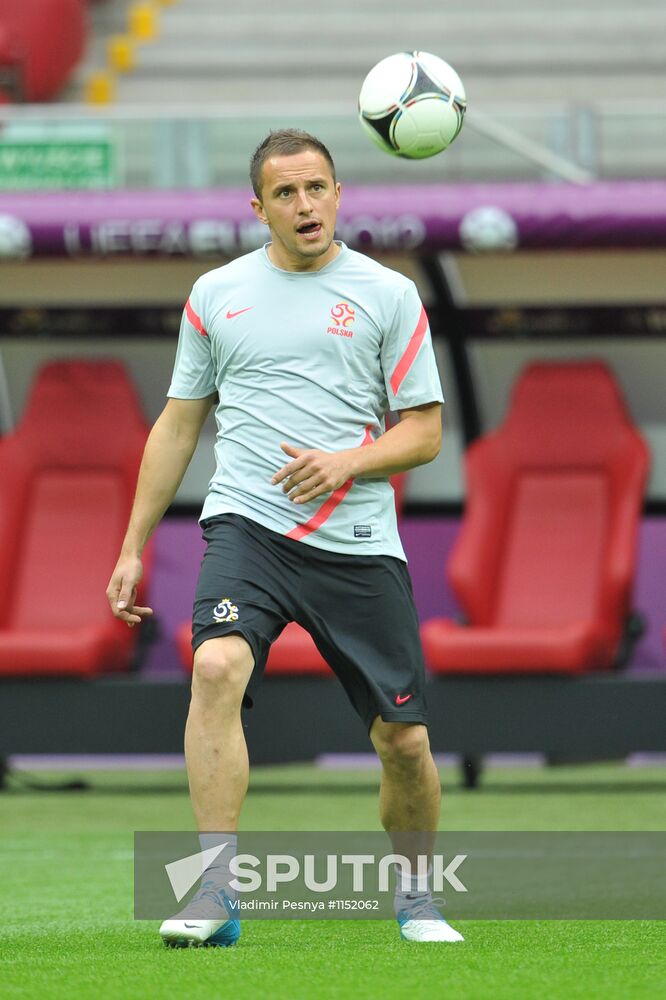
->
[106, 555, 154, 628]
[271, 443, 355, 504]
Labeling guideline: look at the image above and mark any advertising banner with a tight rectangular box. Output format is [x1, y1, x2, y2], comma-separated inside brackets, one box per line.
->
[1, 181, 666, 259]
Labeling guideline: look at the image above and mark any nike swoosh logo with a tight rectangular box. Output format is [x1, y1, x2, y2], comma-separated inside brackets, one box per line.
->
[395, 694, 413, 705]
[226, 307, 253, 319]
[184, 923, 202, 928]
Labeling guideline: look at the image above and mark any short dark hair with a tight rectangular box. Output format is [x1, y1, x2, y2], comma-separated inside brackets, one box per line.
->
[250, 129, 337, 198]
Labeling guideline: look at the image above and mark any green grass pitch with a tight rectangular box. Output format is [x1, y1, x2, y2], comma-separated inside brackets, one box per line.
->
[1, 761, 665, 1000]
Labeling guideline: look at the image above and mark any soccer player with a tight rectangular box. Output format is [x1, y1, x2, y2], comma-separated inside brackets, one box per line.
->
[107, 129, 463, 946]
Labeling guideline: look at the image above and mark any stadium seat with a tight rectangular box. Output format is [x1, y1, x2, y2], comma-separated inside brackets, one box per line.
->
[0, 0, 86, 102]
[421, 361, 649, 674]
[0, 360, 150, 677]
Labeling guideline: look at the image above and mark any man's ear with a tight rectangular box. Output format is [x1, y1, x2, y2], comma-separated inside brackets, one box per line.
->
[250, 197, 268, 225]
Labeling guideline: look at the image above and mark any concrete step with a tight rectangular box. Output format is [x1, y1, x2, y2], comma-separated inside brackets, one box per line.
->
[180, 0, 666, 10]
[160, 8, 666, 38]
[132, 40, 666, 73]
[105, 70, 666, 104]
[75, 0, 666, 106]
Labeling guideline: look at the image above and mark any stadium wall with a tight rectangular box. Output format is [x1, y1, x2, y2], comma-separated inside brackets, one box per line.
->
[2, 674, 664, 760]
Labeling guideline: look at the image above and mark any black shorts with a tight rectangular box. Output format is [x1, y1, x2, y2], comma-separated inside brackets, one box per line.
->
[191, 513, 428, 731]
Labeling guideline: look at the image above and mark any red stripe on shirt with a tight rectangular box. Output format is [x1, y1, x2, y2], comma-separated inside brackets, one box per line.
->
[185, 297, 208, 337]
[389, 304, 428, 396]
[286, 425, 374, 542]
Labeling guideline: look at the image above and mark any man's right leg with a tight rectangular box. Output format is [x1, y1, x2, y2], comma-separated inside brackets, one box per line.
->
[185, 634, 255, 831]
[160, 634, 254, 948]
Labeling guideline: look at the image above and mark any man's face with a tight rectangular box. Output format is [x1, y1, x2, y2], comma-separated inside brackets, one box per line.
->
[250, 150, 341, 271]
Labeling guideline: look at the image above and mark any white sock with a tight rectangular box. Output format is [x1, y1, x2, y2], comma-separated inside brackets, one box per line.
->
[394, 865, 432, 912]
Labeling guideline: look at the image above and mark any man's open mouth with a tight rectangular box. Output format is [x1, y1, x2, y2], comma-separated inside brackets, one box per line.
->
[296, 221, 322, 238]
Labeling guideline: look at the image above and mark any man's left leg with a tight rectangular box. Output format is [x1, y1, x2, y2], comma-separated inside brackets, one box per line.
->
[370, 718, 440, 834]
[370, 718, 464, 943]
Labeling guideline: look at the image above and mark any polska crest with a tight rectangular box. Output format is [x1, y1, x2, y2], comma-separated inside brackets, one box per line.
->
[212, 598, 239, 623]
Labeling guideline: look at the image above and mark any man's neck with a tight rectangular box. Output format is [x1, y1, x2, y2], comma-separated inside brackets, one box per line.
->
[267, 241, 341, 273]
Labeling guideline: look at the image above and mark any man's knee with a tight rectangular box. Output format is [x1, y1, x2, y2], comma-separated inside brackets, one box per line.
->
[192, 634, 254, 697]
[370, 719, 430, 770]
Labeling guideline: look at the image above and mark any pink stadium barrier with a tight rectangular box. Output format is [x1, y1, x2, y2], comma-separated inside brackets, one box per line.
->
[1, 181, 666, 256]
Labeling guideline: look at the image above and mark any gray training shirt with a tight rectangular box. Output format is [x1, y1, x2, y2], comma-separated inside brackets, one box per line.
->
[168, 242, 444, 561]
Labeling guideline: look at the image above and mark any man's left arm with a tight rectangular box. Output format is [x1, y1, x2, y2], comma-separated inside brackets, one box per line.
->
[272, 402, 442, 504]
[350, 402, 442, 477]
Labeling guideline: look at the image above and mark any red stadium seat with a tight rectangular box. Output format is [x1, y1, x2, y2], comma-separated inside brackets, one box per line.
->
[421, 362, 649, 674]
[0, 360, 150, 677]
[0, 0, 86, 102]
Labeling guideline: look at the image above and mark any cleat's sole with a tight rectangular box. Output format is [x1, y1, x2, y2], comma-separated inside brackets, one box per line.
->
[164, 938, 237, 949]
[162, 930, 239, 949]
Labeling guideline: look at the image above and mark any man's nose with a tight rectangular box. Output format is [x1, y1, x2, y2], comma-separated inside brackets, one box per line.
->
[296, 190, 313, 213]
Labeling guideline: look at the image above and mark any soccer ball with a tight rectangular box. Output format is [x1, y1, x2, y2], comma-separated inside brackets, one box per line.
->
[0, 214, 32, 259]
[358, 51, 466, 159]
[459, 206, 519, 252]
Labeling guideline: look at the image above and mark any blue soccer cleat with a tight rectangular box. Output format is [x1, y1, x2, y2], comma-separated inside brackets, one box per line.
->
[160, 881, 240, 948]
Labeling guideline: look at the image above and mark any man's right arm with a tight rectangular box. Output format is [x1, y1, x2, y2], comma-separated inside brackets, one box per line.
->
[106, 394, 215, 626]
